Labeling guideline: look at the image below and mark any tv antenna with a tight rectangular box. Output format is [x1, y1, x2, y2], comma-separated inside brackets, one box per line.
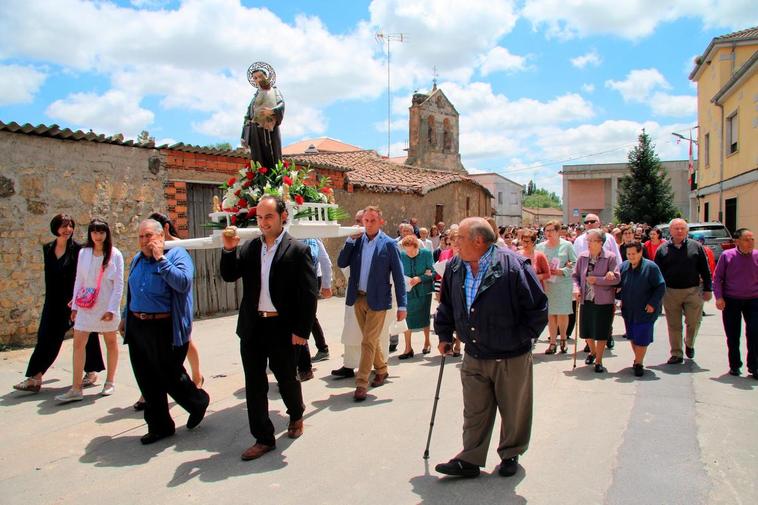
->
[376, 32, 407, 158]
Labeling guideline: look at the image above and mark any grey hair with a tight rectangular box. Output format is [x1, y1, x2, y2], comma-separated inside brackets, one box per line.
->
[467, 220, 496, 244]
[586, 227, 605, 244]
[669, 217, 688, 230]
[141, 219, 163, 233]
[398, 223, 414, 232]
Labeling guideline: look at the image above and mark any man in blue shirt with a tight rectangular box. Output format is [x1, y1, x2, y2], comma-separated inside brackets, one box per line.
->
[434, 217, 547, 478]
[122, 219, 209, 445]
[338, 206, 407, 402]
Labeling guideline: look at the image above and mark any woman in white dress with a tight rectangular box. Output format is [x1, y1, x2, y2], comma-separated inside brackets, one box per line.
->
[56, 219, 124, 403]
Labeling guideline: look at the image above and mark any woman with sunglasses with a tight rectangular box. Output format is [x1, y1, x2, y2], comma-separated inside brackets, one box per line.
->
[537, 220, 577, 354]
[13, 214, 105, 393]
[56, 219, 124, 403]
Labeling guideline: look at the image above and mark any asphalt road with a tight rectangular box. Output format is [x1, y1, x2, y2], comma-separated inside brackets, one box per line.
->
[1, 297, 756, 505]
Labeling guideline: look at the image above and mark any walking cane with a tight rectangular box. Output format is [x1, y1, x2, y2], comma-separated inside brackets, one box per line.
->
[423, 345, 450, 459]
[573, 297, 581, 369]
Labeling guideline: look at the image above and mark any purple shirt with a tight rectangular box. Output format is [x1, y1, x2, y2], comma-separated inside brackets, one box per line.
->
[713, 248, 758, 300]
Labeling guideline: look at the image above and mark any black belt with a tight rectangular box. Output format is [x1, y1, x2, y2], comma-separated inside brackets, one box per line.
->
[131, 311, 171, 320]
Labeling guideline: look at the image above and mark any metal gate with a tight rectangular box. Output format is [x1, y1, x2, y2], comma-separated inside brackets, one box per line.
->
[186, 183, 243, 318]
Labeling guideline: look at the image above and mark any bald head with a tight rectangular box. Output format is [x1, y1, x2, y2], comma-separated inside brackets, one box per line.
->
[458, 217, 496, 262]
[669, 218, 689, 244]
[584, 213, 600, 229]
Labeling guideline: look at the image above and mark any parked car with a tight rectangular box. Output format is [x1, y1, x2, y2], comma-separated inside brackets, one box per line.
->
[656, 221, 735, 261]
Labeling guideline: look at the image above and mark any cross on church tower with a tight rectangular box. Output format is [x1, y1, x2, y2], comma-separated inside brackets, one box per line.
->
[432, 65, 438, 90]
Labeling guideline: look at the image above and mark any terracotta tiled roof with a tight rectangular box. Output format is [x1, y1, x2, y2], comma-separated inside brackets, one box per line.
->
[166, 142, 248, 157]
[282, 137, 362, 154]
[285, 150, 490, 195]
[0, 121, 161, 148]
[690, 25, 758, 79]
[715, 26, 758, 42]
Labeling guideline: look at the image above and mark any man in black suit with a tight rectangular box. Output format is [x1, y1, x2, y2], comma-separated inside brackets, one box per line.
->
[220, 195, 318, 461]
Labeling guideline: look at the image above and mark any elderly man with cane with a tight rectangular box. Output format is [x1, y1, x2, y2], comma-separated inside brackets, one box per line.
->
[433, 217, 547, 478]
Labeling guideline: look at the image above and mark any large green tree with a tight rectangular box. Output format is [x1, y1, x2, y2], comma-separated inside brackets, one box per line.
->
[615, 130, 678, 225]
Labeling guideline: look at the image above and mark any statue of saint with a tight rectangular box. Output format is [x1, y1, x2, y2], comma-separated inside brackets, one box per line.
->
[241, 62, 284, 169]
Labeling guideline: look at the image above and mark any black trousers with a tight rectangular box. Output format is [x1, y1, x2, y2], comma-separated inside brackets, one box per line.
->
[722, 297, 757, 371]
[241, 316, 304, 447]
[126, 314, 207, 434]
[26, 309, 104, 377]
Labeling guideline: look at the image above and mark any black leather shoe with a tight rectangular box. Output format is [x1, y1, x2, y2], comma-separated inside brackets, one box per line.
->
[398, 350, 414, 360]
[667, 356, 684, 365]
[594, 363, 606, 373]
[728, 368, 740, 376]
[749, 369, 758, 380]
[140, 430, 175, 445]
[633, 363, 644, 377]
[187, 389, 210, 430]
[685, 346, 695, 359]
[498, 456, 519, 477]
[435, 458, 480, 478]
[585, 354, 595, 365]
[331, 366, 355, 378]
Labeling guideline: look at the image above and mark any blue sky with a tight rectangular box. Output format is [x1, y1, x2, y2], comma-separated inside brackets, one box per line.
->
[1, 0, 756, 195]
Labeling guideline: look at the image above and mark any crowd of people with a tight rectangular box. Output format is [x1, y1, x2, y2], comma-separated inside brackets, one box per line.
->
[9, 202, 757, 479]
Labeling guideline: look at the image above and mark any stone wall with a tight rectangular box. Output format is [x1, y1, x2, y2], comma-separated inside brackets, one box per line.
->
[0, 132, 166, 345]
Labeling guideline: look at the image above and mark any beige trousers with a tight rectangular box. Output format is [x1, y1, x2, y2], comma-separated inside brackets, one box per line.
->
[456, 352, 533, 467]
[663, 287, 704, 358]
[353, 294, 388, 388]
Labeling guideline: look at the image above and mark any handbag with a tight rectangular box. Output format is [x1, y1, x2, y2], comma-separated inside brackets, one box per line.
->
[74, 263, 105, 309]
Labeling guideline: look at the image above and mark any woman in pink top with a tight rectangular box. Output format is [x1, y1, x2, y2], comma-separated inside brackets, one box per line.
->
[518, 229, 550, 288]
[643, 227, 666, 260]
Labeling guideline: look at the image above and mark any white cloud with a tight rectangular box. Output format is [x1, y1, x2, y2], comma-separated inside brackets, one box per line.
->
[521, 0, 758, 40]
[46, 90, 154, 136]
[571, 50, 601, 69]
[479, 46, 529, 76]
[605, 68, 695, 118]
[368, 0, 519, 85]
[605, 68, 670, 102]
[374, 118, 408, 133]
[649, 92, 697, 117]
[581, 83, 595, 93]
[0, 64, 47, 106]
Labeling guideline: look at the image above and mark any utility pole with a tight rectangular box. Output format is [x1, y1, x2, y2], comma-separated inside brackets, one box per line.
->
[376, 32, 406, 158]
[672, 125, 699, 219]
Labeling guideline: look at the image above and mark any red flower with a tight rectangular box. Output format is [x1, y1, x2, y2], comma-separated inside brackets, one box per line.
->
[248, 207, 257, 216]
[227, 177, 236, 186]
[234, 189, 241, 196]
[238, 198, 248, 208]
[320, 187, 332, 194]
[242, 180, 251, 188]
[230, 215, 237, 225]
[283, 176, 293, 185]
[258, 166, 268, 174]
[283, 160, 290, 168]
[294, 195, 304, 205]
[245, 171, 254, 180]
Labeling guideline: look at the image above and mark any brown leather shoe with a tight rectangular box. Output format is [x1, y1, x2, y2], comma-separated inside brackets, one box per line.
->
[354, 386, 368, 402]
[370, 373, 388, 387]
[287, 418, 304, 439]
[241, 443, 275, 461]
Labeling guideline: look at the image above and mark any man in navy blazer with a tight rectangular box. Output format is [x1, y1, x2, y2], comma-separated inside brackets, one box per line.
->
[338, 206, 407, 401]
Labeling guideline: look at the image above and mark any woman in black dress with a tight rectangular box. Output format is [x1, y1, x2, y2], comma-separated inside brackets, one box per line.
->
[13, 214, 104, 393]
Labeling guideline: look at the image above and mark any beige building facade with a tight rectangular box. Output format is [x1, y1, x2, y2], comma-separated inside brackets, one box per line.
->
[690, 26, 758, 233]
[468, 173, 523, 226]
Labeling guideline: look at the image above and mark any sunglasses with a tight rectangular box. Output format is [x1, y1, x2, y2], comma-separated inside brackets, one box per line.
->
[584, 219, 598, 224]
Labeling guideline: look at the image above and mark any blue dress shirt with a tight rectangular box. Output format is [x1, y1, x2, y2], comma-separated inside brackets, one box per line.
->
[128, 256, 172, 313]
